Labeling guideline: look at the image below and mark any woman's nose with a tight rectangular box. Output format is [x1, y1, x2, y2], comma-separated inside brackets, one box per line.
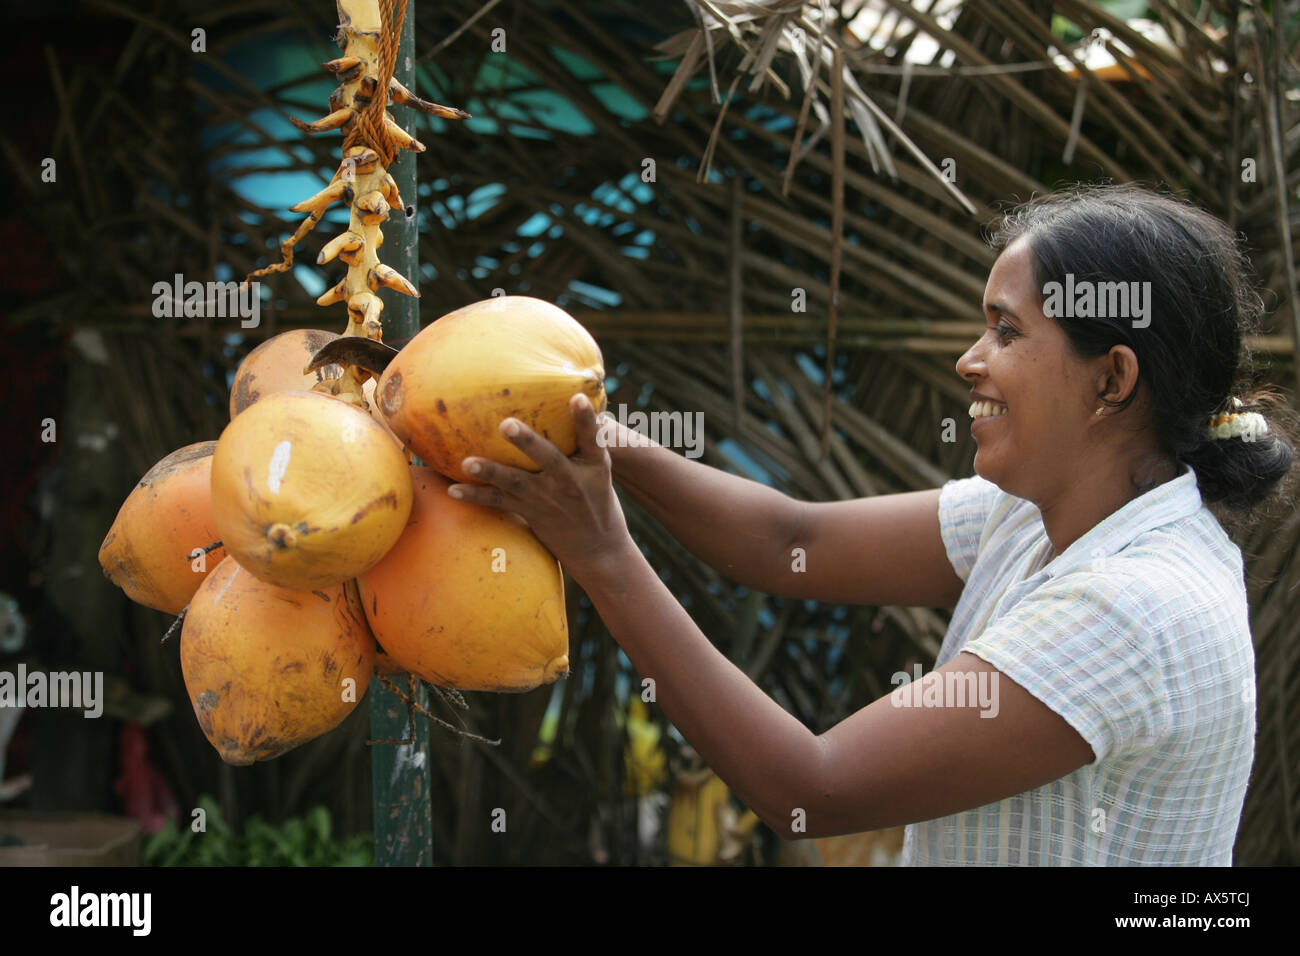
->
[955, 336, 985, 381]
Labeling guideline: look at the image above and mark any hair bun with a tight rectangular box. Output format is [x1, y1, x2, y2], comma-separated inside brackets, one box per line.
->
[1183, 389, 1295, 511]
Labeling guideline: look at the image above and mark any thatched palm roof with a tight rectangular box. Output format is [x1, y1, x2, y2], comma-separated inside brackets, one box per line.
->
[7, 0, 1297, 863]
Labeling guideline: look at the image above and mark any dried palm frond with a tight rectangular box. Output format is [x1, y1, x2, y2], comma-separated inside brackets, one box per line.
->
[7, 0, 1297, 865]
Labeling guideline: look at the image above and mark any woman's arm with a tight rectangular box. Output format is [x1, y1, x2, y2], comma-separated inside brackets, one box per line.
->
[607, 421, 965, 608]
[604, 422, 805, 593]
[449, 398, 1094, 837]
[579, 537, 1094, 836]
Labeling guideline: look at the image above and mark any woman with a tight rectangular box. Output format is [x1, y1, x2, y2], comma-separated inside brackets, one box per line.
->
[447, 184, 1296, 865]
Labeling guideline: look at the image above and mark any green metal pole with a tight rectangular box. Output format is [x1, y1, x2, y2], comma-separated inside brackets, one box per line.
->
[370, 1, 433, 867]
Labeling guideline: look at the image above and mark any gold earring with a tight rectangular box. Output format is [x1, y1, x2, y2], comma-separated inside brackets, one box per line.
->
[1095, 407, 1104, 416]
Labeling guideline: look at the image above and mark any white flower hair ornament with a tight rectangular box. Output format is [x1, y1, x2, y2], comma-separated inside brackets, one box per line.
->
[1207, 397, 1270, 441]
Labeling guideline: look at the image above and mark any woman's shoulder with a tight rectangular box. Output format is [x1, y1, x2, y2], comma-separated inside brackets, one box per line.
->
[1047, 518, 1255, 740]
[962, 522, 1253, 763]
[938, 474, 1041, 579]
[1101, 509, 1247, 632]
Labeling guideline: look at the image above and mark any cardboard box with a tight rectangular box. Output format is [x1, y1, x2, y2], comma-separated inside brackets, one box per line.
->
[0, 812, 141, 866]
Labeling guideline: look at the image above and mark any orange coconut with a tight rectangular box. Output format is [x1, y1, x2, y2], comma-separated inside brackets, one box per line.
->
[181, 556, 375, 765]
[357, 466, 569, 692]
[99, 442, 227, 615]
[210, 389, 412, 590]
[228, 328, 343, 418]
[376, 296, 606, 484]
[374, 649, 407, 677]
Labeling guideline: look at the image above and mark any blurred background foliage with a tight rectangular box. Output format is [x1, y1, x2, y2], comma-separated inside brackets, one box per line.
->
[143, 795, 373, 866]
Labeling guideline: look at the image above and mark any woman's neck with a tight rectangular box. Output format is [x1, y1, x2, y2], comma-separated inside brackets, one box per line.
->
[1037, 451, 1179, 557]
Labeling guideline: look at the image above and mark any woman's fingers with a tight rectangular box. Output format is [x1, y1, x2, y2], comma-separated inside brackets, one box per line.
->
[460, 456, 529, 496]
[451, 402, 607, 514]
[571, 393, 607, 459]
[497, 417, 567, 471]
[446, 481, 509, 509]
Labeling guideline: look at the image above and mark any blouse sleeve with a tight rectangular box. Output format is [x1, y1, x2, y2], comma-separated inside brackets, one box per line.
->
[959, 573, 1171, 764]
[937, 475, 1004, 582]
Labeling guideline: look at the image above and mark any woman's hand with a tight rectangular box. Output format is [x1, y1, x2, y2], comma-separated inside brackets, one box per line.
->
[446, 393, 634, 580]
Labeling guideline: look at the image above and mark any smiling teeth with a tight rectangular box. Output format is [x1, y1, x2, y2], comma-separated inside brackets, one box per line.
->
[968, 401, 1008, 419]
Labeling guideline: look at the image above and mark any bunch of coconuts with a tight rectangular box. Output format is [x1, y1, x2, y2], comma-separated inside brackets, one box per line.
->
[99, 296, 605, 765]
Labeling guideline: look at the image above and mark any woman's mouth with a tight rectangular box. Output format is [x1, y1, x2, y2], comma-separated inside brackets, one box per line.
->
[968, 400, 1007, 427]
[968, 400, 1008, 419]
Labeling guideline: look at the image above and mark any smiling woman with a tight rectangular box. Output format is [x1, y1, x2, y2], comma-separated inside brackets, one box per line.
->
[447, 184, 1298, 867]
[977, 185, 1296, 522]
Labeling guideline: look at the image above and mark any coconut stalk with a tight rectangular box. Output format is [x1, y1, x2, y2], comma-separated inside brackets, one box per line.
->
[361, 0, 433, 869]
[244, 0, 466, 404]
[243, 0, 469, 865]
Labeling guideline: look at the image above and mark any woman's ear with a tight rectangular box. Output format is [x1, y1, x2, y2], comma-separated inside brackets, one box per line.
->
[1097, 344, 1141, 406]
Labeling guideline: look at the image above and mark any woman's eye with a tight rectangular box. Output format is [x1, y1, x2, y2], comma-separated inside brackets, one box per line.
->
[994, 323, 1016, 341]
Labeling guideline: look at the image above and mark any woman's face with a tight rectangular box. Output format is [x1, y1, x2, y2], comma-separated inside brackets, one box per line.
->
[955, 236, 1104, 503]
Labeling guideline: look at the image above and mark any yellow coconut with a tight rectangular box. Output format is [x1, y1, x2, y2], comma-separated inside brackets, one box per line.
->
[228, 329, 343, 418]
[363, 376, 403, 449]
[229, 330, 398, 446]
[181, 556, 375, 765]
[376, 296, 606, 483]
[210, 389, 412, 590]
[357, 466, 569, 692]
[99, 442, 227, 615]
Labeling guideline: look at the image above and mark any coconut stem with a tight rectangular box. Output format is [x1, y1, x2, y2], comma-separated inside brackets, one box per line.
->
[161, 605, 188, 645]
[366, 673, 501, 746]
[267, 523, 299, 549]
[306, 1, 465, 388]
[243, 1, 464, 399]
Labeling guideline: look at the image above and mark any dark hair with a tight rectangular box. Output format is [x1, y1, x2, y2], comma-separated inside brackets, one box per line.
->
[989, 184, 1297, 524]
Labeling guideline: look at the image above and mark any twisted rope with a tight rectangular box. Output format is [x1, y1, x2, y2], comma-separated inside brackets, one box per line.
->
[244, 0, 409, 285]
[343, 0, 409, 170]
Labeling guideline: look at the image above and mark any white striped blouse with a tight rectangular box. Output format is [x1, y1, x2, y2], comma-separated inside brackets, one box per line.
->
[900, 463, 1256, 865]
